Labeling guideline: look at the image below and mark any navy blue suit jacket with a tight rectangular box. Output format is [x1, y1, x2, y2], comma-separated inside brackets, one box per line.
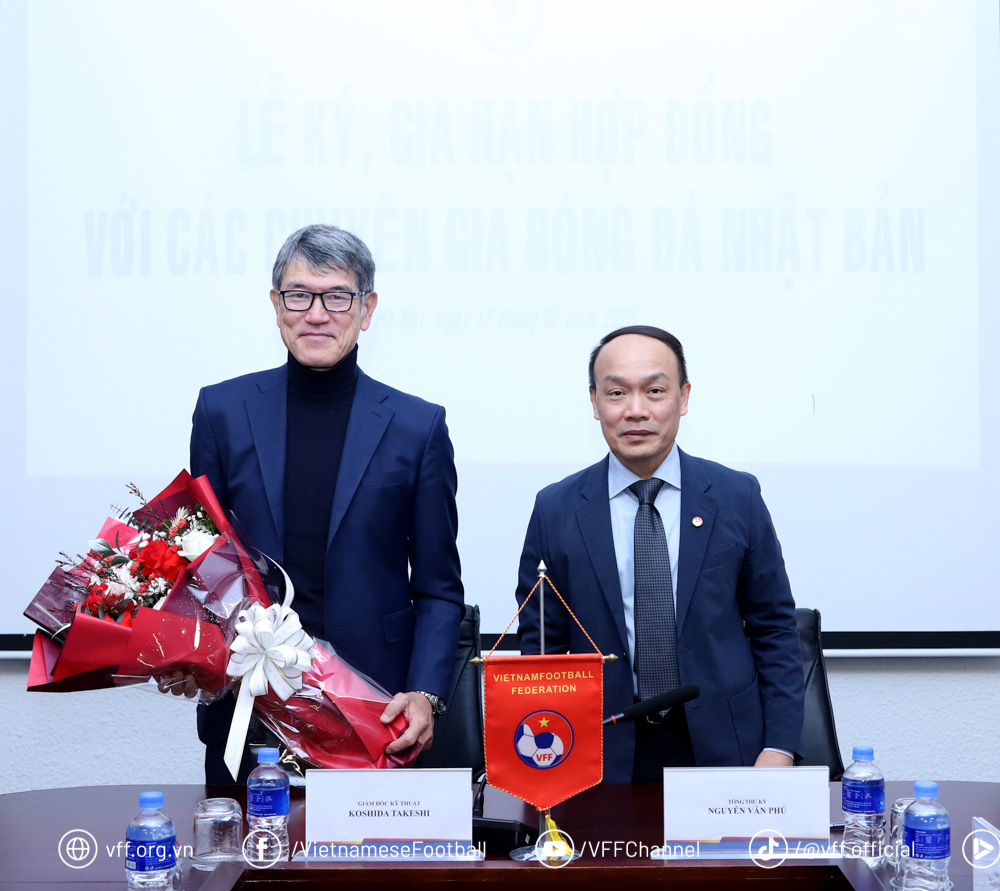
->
[191, 364, 464, 755]
[515, 449, 803, 783]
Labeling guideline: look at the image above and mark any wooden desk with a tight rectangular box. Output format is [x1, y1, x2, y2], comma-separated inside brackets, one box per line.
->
[1, 781, 991, 890]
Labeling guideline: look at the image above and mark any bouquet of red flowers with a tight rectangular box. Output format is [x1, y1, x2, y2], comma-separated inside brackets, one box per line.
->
[24, 471, 416, 771]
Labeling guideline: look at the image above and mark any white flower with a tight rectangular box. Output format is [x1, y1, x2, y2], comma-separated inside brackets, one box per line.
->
[104, 580, 131, 599]
[112, 564, 140, 591]
[177, 528, 217, 561]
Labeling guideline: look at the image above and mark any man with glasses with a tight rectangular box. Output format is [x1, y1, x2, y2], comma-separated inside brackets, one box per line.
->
[190, 224, 464, 781]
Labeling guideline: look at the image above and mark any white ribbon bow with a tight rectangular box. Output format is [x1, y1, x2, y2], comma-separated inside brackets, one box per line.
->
[227, 602, 313, 701]
[223, 558, 311, 779]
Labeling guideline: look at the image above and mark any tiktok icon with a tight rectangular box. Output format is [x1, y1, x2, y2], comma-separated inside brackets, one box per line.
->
[749, 830, 788, 868]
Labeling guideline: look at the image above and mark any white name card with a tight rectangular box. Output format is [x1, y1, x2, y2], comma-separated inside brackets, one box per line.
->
[303, 768, 476, 861]
[661, 766, 830, 859]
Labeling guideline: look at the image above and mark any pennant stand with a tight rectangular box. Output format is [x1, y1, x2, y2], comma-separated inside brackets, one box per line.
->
[476, 561, 618, 864]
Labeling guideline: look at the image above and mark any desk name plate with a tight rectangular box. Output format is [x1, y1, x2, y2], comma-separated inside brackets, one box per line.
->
[660, 766, 830, 860]
[302, 767, 479, 861]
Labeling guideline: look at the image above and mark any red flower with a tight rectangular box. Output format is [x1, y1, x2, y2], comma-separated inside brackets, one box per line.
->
[135, 540, 186, 585]
[82, 584, 108, 614]
[77, 584, 137, 625]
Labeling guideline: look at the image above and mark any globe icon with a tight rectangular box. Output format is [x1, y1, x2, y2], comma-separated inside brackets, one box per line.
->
[58, 829, 98, 868]
[65, 836, 92, 862]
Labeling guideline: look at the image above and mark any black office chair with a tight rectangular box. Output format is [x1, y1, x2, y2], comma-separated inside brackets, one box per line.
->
[796, 607, 845, 780]
[414, 603, 485, 778]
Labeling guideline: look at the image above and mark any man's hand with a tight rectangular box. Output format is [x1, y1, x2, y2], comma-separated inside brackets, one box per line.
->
[754, 750, 793, 767]
[381, 691, 434, 755]
[155, 670, 198, 699]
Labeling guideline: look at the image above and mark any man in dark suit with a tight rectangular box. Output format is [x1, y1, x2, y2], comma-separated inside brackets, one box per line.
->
[515, 326, 803, 783]
[190, 224, 464, 781]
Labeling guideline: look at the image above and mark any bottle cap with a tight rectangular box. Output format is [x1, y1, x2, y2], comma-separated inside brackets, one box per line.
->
[256, 747, 280, 764]
[139, 791, 164, 810]
[914, 781, 938, 799]
[852, 745, 874, 761]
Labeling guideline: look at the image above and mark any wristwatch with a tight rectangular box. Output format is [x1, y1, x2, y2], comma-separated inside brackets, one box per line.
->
[415, 691, 446, 718]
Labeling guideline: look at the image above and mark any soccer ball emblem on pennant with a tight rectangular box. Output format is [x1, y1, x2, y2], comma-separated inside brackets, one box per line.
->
[514, 710, 572, 769]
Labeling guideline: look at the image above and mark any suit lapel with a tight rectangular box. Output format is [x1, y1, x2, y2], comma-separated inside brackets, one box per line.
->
[676, 448, 716, 636]
[328, 370, 392, 550]
[245, 367, 288, 555]
[575, 457, 630, 656]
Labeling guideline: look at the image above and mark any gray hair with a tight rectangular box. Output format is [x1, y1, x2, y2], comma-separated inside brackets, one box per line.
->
[271, 225, 376, 295]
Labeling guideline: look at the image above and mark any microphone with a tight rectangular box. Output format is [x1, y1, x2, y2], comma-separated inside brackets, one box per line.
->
[602, 684, 700, 726]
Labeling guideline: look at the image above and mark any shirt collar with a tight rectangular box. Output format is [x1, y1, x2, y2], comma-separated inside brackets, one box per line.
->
[607, 443, 682, 499]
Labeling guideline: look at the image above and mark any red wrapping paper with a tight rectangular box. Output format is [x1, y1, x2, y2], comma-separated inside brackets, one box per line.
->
[254, 645, 413, 770]
[24, 471, 415, 769]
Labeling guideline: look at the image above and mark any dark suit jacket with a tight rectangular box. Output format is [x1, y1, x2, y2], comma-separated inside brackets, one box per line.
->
[191, 364, 464, 762]
[515, 449, 803, 783]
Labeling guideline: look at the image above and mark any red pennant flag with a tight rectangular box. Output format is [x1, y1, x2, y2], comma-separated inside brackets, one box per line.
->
[484, 652, 603, 810]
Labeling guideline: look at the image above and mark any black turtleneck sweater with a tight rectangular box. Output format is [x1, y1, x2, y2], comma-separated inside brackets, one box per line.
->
[283, 346, 358, 637]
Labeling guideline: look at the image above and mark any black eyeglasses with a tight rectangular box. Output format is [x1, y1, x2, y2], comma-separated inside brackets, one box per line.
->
[278, 290, 367, 312]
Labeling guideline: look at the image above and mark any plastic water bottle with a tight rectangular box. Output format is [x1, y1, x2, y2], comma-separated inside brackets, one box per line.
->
[246, 747, 290, 863]
[842, 745, 886, 866]
[897, 781, 950, 890]
[125, 791, 176, 890]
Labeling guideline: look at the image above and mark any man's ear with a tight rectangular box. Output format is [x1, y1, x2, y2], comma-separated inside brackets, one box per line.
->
[360, 291, 378, 331]
[679, 381, 691, 417]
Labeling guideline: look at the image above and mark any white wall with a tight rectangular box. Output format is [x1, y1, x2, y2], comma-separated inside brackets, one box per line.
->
[1, 659, 205, 794]
[5, 0, 1000, 645]
[3, 654, 998, 795]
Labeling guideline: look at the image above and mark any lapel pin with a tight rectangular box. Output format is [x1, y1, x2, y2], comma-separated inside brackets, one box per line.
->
[692, 516, 704, 527]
